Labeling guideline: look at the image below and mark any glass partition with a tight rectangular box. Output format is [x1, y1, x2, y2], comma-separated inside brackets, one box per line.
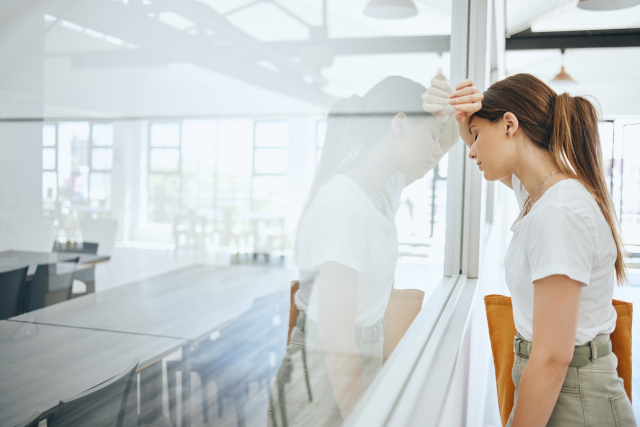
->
[0, 1, 465, 426]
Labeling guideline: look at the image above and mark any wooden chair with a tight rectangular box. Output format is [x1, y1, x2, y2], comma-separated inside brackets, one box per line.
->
[47, 358, 138, 427]
[0, 266, 29, 320]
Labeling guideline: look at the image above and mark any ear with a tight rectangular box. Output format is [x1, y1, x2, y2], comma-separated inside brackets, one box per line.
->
[391, 112, 407, 137]
[503, 112, 519, 137]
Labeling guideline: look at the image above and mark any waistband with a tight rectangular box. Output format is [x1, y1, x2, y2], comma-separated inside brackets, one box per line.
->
[296, 310, 384, 344]
[514, 332, 612, 367]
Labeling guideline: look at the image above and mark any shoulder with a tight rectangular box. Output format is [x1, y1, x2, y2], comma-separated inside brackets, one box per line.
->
[303, 175, 370, 225]
[527, 180, 601, 244]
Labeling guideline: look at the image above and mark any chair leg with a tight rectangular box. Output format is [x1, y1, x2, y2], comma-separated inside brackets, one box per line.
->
[166, 361, 179, 427]
[234, 393, 246, 427]
[201, 375, 209, 424]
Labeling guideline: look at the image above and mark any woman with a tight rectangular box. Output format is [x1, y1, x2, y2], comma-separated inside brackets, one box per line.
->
[451, 74, 635, 426]
[268, 75, 457, 427]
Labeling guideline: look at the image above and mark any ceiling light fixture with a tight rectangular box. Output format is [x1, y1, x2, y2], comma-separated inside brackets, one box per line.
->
[551, 49, 578, 85]
[363, 0, 418, 19]
[578, 0, 640, 11]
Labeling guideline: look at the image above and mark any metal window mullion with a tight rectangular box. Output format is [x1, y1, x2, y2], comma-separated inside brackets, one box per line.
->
[444, 0, 471, 277]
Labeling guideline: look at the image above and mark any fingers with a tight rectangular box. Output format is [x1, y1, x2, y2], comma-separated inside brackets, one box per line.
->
[455, 79, 474, 90]
[450, 85, 480, 99]
[453, 101, 482, 114]
[425, 85, 451, 99]
[449, 93, 484, 105]
[430, 78, 454, 94]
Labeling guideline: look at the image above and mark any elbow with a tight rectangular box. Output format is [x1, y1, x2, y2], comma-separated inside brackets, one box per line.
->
[531, 347, 574, 372]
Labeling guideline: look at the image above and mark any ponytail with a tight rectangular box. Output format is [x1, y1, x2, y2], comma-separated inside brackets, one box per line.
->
[476, 73, 627, 283]
[551, 93, 627, 283]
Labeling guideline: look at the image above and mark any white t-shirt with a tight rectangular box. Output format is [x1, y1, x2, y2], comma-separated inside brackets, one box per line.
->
[504, 174, 617, 345]
[295, 172, 406, 327]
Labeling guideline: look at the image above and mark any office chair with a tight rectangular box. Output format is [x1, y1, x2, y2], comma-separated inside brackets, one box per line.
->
[23, 259, 79, 312]
[0, 266, 29, 320]
[47, 358, 139, 427]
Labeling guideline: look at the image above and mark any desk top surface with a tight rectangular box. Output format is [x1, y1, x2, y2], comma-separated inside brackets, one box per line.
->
[10, 264, 289, 341]
[0, 250, 110, 276]
[0, 320, 183, 427]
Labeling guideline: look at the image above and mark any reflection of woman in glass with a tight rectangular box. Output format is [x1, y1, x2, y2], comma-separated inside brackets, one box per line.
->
[268, 76, 457, 426]
[453, 75, 635, 426]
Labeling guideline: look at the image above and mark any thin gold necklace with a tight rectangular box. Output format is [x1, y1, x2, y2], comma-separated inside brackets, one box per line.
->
[522, 170, 560, 216]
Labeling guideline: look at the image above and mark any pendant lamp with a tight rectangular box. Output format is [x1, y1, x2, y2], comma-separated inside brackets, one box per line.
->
[363, 0, 418, 19]
[578, 0, 640, 10]
[551, 49, 577, 85]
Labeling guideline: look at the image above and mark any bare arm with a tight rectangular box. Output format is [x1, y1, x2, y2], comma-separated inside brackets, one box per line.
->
[511, 274, 582, 427]
[316, 261, 365, 419]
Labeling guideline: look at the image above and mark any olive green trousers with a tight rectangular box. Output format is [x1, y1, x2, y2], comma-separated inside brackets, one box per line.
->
[506, 333, 636, 427]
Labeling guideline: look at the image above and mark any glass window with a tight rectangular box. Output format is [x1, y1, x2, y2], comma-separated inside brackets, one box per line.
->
[92, 123, 113, 146]
[150, 123, 180, 147]
[254, 148, 289, 174]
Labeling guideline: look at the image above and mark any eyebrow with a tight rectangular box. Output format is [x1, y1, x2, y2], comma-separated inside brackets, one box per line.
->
[468, 125, 476, 135]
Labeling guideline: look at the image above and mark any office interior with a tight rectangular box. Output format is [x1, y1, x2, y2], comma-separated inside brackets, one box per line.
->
[0, 0, 639, 426]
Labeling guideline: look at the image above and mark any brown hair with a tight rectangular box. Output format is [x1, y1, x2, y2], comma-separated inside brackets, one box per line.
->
[475, 73, 627, 283]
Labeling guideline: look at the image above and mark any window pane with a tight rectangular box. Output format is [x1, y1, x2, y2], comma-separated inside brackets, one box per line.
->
[43, 124, 56, 146]
[182, 120, 216, 174]
[150, 123, 180, 147]
[150, 148, 180, 172]
[92, 123, 113, 146]
[254, 148, 288, 174]
[43, 171, 57, 201]
[621, 124, 640, 246]
[43, 148, 56, 170]
[92, 148, 113, 171]
[148, 173, 181, 223]
[217, 119, 253, 175]
[89, 172, 111, 201]
[57, 122, 90, 203]
[255, 121, 289, 147]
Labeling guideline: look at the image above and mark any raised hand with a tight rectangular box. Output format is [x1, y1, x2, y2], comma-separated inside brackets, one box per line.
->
[421, 78, 455, 123]
[449, 79, 483, 123]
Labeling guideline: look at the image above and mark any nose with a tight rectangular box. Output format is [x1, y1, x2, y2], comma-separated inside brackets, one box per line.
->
[468, 144, 477, 160]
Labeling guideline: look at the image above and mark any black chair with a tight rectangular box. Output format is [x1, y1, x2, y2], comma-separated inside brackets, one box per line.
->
[167, 291, 289, 427]
[0, 266, 29, 320]
[23, 259, 79, 313]
[47, 358, 138, 427]
[15, 410, 41, 427]
[52, 242, 99, 296]
[52, 241, 99, 254]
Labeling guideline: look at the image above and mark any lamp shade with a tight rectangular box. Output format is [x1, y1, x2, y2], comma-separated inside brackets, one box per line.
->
[363, 0, 418, 19]
[551, 66, 578, 85]
[578, 0, 640, 10]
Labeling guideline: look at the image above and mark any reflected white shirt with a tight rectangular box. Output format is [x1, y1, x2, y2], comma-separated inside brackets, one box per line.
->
[295, 172, 406, 327]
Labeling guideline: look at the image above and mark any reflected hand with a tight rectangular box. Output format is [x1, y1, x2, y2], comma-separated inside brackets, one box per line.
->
[422, 78, 455, 123]
[449, 79, 483, 123]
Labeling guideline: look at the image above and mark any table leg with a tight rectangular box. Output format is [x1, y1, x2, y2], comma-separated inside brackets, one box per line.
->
[182, 344, 193, 427]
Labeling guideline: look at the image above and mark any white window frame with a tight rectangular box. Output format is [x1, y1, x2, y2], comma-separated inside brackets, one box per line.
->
[344, 0, 496, 425]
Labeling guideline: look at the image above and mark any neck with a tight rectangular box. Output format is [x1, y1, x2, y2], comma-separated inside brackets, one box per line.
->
[347, 150, 396, 197]
[511, 142, 562, 198]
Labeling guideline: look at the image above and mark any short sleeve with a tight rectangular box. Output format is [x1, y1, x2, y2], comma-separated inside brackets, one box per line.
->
[305, 199, 370, 272]
[511, 174, 528, 211]
[526, 206, 596, 286]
